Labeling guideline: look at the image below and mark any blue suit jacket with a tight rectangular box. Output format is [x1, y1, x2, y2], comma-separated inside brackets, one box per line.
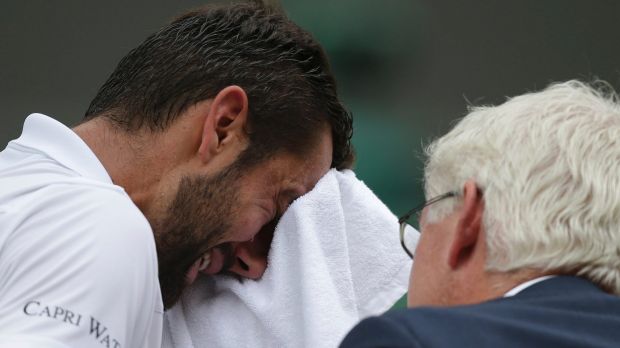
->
[340, 276, 620, 347]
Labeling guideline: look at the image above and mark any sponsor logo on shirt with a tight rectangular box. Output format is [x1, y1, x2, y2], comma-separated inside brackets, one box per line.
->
[23, 300, 122, 348]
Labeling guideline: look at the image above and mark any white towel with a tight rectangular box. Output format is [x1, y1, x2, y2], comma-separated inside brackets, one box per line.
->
[162, 169, 416, 348]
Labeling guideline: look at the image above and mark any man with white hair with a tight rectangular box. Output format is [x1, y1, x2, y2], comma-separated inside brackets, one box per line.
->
[341, 81, 620, 347]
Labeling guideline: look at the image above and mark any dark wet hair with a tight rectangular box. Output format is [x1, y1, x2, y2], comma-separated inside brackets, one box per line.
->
[84, 2, 354, 169]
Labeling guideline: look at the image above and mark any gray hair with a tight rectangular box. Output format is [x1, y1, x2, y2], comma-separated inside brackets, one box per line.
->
[424, 80, 620, 295]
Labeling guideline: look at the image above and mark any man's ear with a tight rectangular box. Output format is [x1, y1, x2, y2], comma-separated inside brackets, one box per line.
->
[447, 180, 484, 269]
[198, 85, 249, 162]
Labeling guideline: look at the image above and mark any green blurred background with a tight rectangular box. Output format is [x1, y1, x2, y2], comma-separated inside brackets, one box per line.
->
[2, 0, 620, 309]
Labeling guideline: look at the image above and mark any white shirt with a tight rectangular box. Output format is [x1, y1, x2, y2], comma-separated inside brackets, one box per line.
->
[504, 275, 557, 297]
[0, 114, 163, 348]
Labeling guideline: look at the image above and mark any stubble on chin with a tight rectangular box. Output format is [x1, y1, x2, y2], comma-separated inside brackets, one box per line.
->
[154, 169, 240, 309]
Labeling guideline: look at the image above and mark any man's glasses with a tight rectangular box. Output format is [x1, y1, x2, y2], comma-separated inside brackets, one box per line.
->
[398, 191, 457, 259]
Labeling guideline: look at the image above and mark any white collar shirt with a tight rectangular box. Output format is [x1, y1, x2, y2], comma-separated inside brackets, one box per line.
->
[504, 275, 557, 297]
[0, 114, 163, 348]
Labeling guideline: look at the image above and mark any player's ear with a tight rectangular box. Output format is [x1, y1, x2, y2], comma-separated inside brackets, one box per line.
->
[447, 180, 484, 270]
[198, 85, 249, 162]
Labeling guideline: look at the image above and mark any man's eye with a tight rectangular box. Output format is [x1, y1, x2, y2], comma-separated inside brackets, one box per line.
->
[266, 215, 282, 231]
[276, 200, 291, 215]
[278, 189, 303, 214]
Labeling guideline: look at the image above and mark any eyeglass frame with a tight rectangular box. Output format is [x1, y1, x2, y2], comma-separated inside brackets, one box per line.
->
[398, 191, 458, 259]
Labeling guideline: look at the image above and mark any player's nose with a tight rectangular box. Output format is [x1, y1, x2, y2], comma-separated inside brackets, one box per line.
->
[227, 242, 268, 279]
[227, 225, 274, 279]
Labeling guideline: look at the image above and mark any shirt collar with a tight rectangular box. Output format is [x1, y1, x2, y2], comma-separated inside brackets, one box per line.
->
[12, 113, 113, 184]
[503, 275, 557, 297]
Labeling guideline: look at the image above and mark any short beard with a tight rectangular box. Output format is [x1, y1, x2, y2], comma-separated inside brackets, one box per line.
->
[154, 164, 242, 309]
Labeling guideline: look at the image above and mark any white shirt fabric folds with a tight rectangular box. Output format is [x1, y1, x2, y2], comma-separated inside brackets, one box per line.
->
[0, 114, 163, 348]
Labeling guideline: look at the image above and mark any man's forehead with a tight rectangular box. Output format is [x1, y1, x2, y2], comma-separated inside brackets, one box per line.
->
[251, 136, 332, 196]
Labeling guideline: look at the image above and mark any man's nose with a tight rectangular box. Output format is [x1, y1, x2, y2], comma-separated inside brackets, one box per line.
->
[226, 219, 275, 279]
[227, 240, 269, 279]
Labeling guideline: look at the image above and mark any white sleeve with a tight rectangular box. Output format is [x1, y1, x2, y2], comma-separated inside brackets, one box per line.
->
[0, 186, 163, 348]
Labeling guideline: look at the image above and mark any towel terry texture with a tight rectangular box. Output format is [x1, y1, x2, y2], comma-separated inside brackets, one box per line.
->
[162, 169, 416, 348]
